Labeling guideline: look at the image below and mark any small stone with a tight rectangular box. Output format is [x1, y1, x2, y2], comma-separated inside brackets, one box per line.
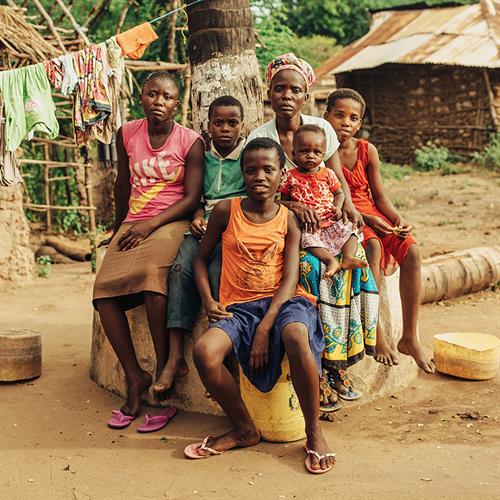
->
[375, 407, 382, 411]
[417, 423, 424, 427]
[28, 479, 34, 483]
[421, 477, 432, 482]
[249, 481, 255, 485]
[86, 432, 92, 436]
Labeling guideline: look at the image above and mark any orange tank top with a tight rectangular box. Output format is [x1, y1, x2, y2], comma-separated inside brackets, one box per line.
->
[219, 198, 316, 308]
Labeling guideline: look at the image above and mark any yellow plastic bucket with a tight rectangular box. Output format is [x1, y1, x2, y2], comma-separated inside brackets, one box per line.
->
[239, 356, 306, 442]
[434, 332, 500, 380]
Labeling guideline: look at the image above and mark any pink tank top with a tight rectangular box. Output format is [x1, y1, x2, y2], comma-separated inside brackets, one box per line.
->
[122, 119, 201, 223]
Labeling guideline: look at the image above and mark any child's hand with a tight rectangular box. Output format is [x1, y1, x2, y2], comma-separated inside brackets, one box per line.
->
[117, 221, 154, 251]
[249, 323, 270, 373]
[366, 215, 393, 237]
[394, 216, 413, 237]
[205, 299, 232, 322]
[98, 234, 115, 248]
[190, 217, 206, 239]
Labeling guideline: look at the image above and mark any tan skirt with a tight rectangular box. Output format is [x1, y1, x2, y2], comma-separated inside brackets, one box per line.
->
[93, 220, 189, 309]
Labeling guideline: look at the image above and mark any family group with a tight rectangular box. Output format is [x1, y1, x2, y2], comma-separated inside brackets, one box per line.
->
[92, 53, 435, 474]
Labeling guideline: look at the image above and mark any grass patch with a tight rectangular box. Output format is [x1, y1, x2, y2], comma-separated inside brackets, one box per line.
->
[381, 162, 413, 181]
[437, 219, 459, 227]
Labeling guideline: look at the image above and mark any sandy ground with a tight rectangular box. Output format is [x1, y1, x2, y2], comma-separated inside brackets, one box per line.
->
[1, 169, 499, 499]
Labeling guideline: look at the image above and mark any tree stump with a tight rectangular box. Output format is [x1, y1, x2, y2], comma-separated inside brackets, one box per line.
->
[350, 270, 419, 400]
[0, 329, 42, 382]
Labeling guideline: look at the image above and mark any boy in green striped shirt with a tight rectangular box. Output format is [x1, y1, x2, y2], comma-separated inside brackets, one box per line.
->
[153, 95, 246, 398]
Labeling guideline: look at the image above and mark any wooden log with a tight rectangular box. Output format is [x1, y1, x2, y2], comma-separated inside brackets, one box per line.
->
[35, 245, 74, 264]
[44, 236, 91, 262]
[421, 246, 500, 304]
[0, 330, 41, 382]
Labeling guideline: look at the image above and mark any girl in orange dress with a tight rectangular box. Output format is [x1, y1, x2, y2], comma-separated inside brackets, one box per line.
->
[324, 88, 435, 374]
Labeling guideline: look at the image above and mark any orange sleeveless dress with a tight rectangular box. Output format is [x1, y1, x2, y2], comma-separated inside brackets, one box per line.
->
[219, 198, 315, 308]
[342, 139, 415, 275]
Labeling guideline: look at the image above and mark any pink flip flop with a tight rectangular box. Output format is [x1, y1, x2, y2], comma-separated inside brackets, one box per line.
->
[137, 406, 177, 433]
[184, 435, 223, 459]
[107, 410, 136, 429]
[304, 447, 336, 474]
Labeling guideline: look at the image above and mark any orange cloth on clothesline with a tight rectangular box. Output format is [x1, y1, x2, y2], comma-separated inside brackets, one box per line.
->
[116, 23, 158, 60]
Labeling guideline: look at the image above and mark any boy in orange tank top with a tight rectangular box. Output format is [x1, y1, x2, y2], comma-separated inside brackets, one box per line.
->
[324, 88, 434, 374]
[185, 138, 335, 474]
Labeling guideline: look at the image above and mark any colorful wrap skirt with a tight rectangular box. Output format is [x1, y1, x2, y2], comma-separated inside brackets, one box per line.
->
[299, 244, 379, 369]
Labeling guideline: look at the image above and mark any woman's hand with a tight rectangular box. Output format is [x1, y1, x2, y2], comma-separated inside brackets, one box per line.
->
[343, 201, 364, 229]
[333, 206, 342, 221]
[393, 216, 413, 237]
[204, 299, 232, 322]
[190, 217, 206, 239]
[97, 234, 115, 248]
[365, 215, 393, 237]
[287, 202, 321, 232]
[249, 323, 271, 373]
[117, 221, 155, 251]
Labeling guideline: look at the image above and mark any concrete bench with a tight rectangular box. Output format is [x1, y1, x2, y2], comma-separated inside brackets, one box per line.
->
[90, 269, 418, 414]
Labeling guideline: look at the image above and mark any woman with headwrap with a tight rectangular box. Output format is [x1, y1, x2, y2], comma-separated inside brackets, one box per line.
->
[248, 54, 379, 410]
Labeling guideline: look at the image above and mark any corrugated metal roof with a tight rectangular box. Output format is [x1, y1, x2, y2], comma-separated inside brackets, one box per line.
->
[315, 1, 500, 78]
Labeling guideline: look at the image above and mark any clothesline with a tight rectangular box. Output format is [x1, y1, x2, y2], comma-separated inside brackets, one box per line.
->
[150, 0, 204, 24]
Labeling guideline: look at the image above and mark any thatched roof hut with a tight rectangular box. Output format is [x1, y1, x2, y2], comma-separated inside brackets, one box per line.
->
[315, 0, 500, 163]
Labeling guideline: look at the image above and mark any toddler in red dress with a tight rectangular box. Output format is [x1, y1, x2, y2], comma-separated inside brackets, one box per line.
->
[280, 124, 367, 277]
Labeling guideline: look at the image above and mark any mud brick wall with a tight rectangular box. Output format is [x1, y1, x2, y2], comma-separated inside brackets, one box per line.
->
[336, 64, 500, 164]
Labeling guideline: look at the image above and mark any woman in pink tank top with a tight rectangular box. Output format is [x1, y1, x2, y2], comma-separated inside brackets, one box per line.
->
[92, 72, 204, 425]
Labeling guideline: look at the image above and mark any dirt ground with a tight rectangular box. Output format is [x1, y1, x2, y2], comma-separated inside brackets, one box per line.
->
[1, 169, 499, 500]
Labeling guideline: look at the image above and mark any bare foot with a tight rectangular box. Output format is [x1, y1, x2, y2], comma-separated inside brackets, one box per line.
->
[198, 427, 260, 456]
[323, 258, 341, 278]
[374, 337, 400, 366]
[398, 337, 435, 374]
[152, 357, 188, 399]
[341, 255, 369, 271]
[306, 428, 335, 472]
[121, 370, 152, 417]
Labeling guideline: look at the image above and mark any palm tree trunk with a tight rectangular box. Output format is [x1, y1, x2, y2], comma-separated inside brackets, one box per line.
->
[187, 0, 263, 135]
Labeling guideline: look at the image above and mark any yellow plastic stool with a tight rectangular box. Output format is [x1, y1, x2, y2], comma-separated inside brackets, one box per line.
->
[239, 356, 306, 442]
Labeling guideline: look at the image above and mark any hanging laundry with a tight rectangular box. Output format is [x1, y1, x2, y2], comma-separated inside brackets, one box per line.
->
[116, 22, 158, 60]
[44, 54, 78, 96]
[72, 43, 112, 145]
[0, 94, 22, 186]
[97, 36, 125, 145]
[0, 63, 59, 152]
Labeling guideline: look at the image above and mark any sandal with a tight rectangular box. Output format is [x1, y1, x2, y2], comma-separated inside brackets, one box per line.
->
[107, 409, 136, 429]
[304, 447, 336, 474]
[328, 369, 362, 401]
[319, 374, 343, 413]
[184, 435, 224, 459]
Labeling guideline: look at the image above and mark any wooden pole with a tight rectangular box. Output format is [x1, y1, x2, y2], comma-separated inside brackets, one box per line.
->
[43, 143, 52, 232]
[168, 0, 179, 63]
[84, 164, 97, 236]
[181, 67, 191, 127]
[483, 68, 500, 130]
[117, 0, 135, 34]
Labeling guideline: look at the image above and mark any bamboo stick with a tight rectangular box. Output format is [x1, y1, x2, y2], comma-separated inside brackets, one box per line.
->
[25, 203, 96, 211]
[19, 159, 92, 168]
[125, 61, 187, 72]
[168, 0, 179, 63]
[116, 0, 135, 34]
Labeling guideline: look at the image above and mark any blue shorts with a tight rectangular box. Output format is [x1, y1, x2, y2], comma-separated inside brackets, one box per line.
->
[213, 296, 324, 392]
